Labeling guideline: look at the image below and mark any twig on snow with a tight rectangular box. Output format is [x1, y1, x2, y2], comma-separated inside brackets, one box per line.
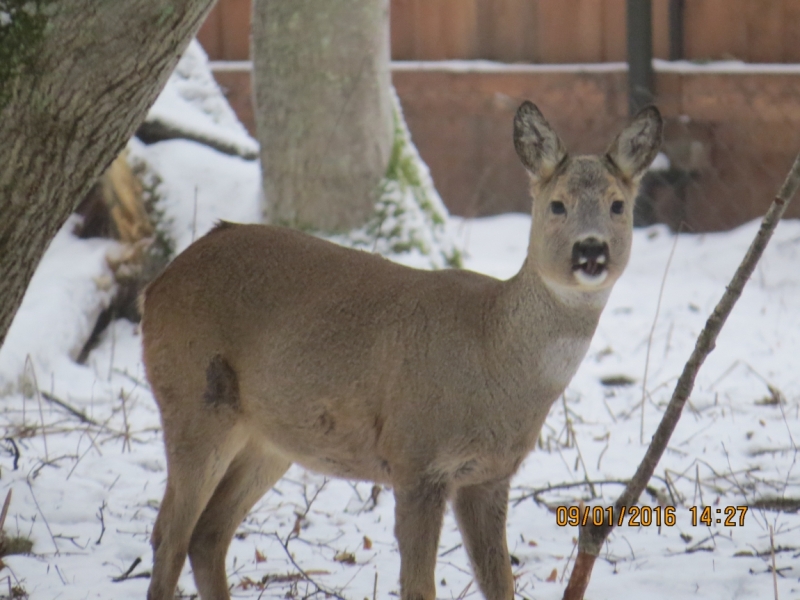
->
[563, 152, 800, 600]
[95, 501, 107, 545]
[112, 557, 143, 582]
[0, 489, 12, 532]
[3, 438, 19, 470]
[40, 391, 100, 427]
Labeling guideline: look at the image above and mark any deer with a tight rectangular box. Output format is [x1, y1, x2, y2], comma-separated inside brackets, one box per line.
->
[142, 101, 662, 600]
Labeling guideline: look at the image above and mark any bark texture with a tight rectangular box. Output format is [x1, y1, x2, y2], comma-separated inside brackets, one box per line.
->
[252, 0, 393, 232]
[0, 0, 215, 349]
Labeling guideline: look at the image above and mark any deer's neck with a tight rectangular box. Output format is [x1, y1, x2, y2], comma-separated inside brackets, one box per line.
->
[489, 260, 610, 393]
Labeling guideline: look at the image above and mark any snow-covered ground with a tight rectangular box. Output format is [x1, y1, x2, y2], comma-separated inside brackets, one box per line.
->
[1, 209, 799, 599]
[1, 41, 798, 600]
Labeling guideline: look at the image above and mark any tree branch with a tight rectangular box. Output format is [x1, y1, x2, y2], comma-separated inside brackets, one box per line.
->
[563, 152, 800, 600]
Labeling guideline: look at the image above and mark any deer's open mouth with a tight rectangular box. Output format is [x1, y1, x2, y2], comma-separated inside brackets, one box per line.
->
[571, 238, 609, 285]
[572, 255, 607, 277]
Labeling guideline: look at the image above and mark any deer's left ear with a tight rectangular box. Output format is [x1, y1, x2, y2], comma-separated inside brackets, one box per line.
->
[605, 106, 663, 183]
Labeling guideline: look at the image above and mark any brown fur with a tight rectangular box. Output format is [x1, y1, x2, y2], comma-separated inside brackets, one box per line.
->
[143, 102, 662, 600]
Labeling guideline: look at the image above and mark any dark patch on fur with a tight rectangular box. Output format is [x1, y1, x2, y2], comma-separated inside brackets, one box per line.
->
[316, 410, 336, 434]
[204, 354, 240, 409]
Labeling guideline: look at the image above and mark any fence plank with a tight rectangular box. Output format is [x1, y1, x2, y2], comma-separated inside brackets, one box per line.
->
[476, 0, 538, 62]
[746, 0, 784, 62]
[783, 0, 800, 61]
[203, 0, 800, 64]
[537, 0, 604, 62]
[220, 0, 251, 61]
[684, 0, 748, 60]
[652, 0, 671, 59]
[391, 0, 415, 60]
[197, 2, 223, 60]
[602, 0, 626, 61]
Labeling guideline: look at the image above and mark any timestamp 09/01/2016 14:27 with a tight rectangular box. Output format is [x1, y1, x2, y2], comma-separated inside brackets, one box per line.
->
[555, 505, 749, 528]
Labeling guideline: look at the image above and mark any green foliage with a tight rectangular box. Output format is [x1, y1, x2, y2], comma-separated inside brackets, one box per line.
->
[0, 0, 52, 109]
[131, 160, 175, 278]
[347, 90, 462, 269]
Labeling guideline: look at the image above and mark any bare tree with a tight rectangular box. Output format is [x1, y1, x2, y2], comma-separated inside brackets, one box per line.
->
[252, 0, 393, 232]
[0, 0, 215, 349]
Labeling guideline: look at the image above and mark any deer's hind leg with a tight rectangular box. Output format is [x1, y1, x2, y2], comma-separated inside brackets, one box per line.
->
[147, 355, 248, 600]
[452, 477, 514, 600]
[188, 443, 290, 600]
[147, 409, 246, 600]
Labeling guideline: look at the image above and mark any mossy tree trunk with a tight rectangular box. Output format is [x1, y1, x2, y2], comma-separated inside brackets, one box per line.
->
[252, 0, 393, 232]
[0, 0, 215, 349]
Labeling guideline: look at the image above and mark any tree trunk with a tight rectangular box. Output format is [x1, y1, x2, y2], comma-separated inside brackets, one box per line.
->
[252, 0, 393, 232]
[0, 0, 215, 350]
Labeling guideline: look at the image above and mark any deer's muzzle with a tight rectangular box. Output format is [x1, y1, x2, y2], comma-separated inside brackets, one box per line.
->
[572, 238, 609, 283]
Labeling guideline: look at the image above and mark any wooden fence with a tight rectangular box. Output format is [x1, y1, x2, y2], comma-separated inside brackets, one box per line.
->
[199, 0, 800, 63]
[197, 1, 800, 232]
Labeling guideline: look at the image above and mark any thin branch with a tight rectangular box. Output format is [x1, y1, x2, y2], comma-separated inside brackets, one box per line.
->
[274, 533, 347, 600]
[563, 152, 800, 600]
[641, 224, 680, 443]
[770, 525, 779, 600]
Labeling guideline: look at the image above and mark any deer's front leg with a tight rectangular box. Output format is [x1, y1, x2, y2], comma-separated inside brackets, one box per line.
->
[452, 477, 514, 600]
[393, 478, 449, 600]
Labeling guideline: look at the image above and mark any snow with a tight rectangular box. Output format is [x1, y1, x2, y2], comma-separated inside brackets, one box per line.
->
[1, 209, 799, 599]
[127, 137, 262, 256]
[649, 152, 671, 172]
[391, 60, 629, 73]
[145, 40, 259, 160]
[393, 58, 800, 75]
[653, 58, 800, 74]
[0, 217, 118, 395]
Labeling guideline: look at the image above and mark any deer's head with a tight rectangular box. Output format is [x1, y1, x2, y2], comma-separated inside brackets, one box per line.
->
[514, 102, 662, 295]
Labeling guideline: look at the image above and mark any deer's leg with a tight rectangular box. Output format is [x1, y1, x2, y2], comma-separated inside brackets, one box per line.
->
[393, 477, 449, 600]
[147, 420, 245, 600]
[452, 478, 514, 600]
[188, 445, 290, 600]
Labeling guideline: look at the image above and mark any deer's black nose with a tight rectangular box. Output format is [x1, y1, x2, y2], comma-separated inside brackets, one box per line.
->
[572, 238, 608, 264]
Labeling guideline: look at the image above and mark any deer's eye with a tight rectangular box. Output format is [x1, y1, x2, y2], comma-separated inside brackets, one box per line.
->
[611, 200, 624, 215]
[550, 201, 566, 215]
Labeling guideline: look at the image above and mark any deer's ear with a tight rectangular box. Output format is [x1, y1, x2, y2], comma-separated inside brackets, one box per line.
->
[605, 106, 663, 182]
[513, 101, 567, 183]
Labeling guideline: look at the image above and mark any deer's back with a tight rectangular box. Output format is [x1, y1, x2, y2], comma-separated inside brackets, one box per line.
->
[141, 223, 536, 483]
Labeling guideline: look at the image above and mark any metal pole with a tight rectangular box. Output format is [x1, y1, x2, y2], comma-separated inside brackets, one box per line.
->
[669, 0, 685, 61]
[627, 0, 653, 115]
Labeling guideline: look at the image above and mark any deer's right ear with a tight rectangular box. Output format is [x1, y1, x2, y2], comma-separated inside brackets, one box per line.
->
[513, 101, 567, 183]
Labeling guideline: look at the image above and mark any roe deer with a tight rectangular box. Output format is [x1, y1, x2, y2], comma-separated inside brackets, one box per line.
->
[143, 101, 662, 600]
